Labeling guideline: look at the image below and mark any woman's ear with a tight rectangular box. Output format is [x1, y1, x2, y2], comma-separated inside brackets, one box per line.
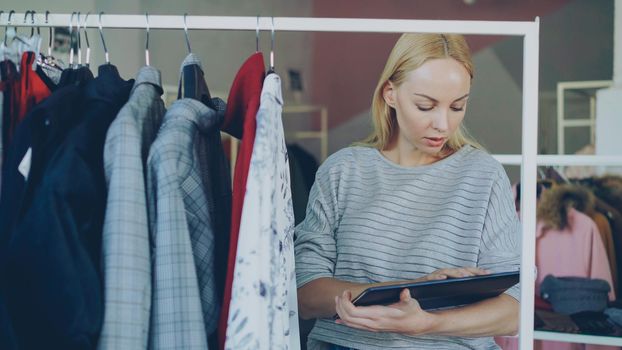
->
[382, 81, 396, 108]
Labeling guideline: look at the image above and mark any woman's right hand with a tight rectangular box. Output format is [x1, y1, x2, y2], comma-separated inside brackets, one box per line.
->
[358, 267, 491, 297]
[420, 267, 490, 281]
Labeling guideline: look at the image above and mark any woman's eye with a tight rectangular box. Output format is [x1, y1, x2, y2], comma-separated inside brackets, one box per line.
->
[417, 105, 433, 111]
[451, 107, 464, 112]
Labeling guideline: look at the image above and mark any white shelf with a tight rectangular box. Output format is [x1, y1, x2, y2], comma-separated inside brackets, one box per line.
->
[493, 154, 622, 166]
[534, 331, 622, 346]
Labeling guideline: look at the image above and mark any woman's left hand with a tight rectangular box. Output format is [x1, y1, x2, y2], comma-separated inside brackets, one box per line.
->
[334, 288, 439, 336]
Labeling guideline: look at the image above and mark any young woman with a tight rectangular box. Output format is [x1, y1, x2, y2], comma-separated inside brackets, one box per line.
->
[295, 33, 521, 350]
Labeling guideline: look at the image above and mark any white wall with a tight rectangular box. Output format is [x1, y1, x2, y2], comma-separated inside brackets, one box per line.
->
[595, 0, 622, 174]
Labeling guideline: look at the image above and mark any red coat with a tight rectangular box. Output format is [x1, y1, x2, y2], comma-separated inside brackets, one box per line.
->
[218, 52, 265, 349]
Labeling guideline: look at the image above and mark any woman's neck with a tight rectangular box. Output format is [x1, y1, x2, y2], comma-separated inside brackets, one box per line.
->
[381, 138, 444, 167]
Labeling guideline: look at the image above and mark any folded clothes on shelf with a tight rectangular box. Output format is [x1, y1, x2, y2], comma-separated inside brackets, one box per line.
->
[570, 310, 622, 336]
[534, 310, 580, 333]
[604, 307, 622, 327]
[540, 275, 611, 314]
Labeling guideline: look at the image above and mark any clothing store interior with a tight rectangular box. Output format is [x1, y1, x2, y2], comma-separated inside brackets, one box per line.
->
[0, 0, 621, 349]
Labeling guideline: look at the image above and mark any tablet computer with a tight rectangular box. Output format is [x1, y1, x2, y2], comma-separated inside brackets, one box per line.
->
[335, 270, 519, 319]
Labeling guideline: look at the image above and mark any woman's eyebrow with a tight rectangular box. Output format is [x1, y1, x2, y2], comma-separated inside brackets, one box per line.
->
[413, 93, 470, 102]
[413, 93, 438, 102]
[453, 93, 470, 102]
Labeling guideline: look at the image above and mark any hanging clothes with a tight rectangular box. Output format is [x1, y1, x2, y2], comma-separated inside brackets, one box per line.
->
[59, 66, 97, 87]
[176, 54, 233, 349]
[1, 63, 132, 349]
[595, 198, 622, 294]
[535, 183, 618, 295]
[287, 144, 319, 226]
[589, 176, 622, 214]
[535, 208, 617, 350]
[0, 67, 3, 193]
[98, 66, 166, 350]
[0, 59, 17, 164]
[589, 211, 618, 294]
[218, 52, 265, 349]
[6, 52, 53, 145]
[497, 208, 618, 350]
[582, 177, 622, 294]
[0, 70, 93, 242]
[0, 63, 17, 346]
[0, 291, 16, 350]
[37, 54, 64, 86]
[225, 74, 300, 350]
[498, 184, 619, 350]
[147, 53, 228, 350]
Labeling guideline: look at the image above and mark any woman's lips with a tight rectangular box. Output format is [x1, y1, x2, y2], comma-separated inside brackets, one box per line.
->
[424, 137, 445, 147]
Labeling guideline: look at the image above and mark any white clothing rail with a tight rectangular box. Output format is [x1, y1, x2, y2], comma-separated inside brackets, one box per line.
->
[1, 13, 535, 35]
[494, 154, 622, 166]
[534, 331, 622, 346]
[1, 13, 541, 350]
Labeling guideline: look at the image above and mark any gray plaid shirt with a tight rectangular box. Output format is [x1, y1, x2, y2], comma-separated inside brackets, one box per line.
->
[99, 66, 165, 350]
[146, 97, 227, 350]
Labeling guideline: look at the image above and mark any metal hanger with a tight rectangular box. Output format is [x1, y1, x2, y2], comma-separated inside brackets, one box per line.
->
[10, 11, 30, 48]
[555, 166, 570, 184]
[45, 11, 53, 56]
[0, 11, 3, 47]
[76, 12, 82, 66]
[83, 12, 91, 67]
[268, 16, 275, 74]
[31, 11, 39, 37]
[98, 12, 109, 64]
[69, 11, 77, 66]
[25, 11, 39, 38]
[35, 10, 61, 72]
[183, 13, 191, 53]
[0, 11, 4, 40]
[256, 15, 260, 52]
[0, 11, 4, 61]
[8, 10, 29, 53]
[23, 11, 32, 37]
[145, 12, 150, 66]
[0, 11, 4, 55]
[4, 10, 16, 47]
[29, 11, 42, 59]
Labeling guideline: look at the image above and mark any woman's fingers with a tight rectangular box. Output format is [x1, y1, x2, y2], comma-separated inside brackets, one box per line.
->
[433, 267, 490, 278]
[465, 267, 490, 275]
[424, 273, 448, 281]
[436, 268, 468, 278]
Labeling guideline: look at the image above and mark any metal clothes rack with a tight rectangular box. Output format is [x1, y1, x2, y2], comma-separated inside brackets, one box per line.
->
[7, 12, 621, 349]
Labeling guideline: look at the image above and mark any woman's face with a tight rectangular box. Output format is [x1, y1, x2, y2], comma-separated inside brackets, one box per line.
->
[383, 58, 471, 156]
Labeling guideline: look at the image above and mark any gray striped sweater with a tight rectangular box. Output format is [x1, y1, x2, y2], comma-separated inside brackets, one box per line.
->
[294, 145, 521, 350]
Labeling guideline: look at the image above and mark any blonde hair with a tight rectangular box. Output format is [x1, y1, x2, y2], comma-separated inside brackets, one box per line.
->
[359, 33, 483, 153]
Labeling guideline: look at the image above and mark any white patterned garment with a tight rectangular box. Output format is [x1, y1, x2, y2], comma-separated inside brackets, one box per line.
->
[225, 73, 301, 350]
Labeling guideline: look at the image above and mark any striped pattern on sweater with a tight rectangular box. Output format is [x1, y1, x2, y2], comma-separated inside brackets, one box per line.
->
[295, 145, 520, 350]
